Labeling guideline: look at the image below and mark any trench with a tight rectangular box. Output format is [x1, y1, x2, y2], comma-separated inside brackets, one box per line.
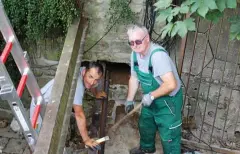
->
[63, 61, 165, 154]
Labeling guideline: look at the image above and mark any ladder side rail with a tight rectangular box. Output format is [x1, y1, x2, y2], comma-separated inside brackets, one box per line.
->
[0, 61, 37, 151]
[0, 1, 46, 120]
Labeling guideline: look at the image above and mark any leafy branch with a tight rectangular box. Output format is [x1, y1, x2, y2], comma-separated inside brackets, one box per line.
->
[154, 0, 238, 40]
[229, 15, 240, 40]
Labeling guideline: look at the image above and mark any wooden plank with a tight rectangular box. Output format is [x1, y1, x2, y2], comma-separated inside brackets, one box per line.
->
[182, 139, 240, 154]
[34, 16, 87, 154]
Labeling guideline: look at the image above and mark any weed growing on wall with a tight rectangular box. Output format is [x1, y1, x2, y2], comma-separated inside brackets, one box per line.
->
[107, 0, 136, 29]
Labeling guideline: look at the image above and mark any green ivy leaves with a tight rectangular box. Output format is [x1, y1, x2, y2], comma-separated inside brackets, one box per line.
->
[154, 0, 237, 39]
[216, 0, 237, 12]
[190, 0, 217, 18]
[3, 0, 78, 42]
[154, 0, 172, 10]
[155, 0, 196, 39]
[229, 16, 240, 40]
[156, 8, 172, 23]
[160, 18, 195, 39]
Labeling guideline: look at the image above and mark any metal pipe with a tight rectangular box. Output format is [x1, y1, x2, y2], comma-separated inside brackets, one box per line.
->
[99, 69, 110, 154]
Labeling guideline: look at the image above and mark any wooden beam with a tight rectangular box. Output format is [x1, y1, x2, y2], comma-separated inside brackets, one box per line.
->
[182, 139, 240, 154]
[33, 16, 87, 154]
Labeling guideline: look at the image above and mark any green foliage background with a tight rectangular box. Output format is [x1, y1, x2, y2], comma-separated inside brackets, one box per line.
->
[154, 0, 239, 40]
[0, 0, 79, 86]
[2, 0, 79, 41]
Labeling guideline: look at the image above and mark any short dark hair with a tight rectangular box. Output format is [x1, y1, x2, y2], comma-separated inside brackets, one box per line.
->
[86, 61, 104, 76]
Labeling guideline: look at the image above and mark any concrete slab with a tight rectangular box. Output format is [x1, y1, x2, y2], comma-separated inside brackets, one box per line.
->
[0, 127, 21, 139]
[3, 138, 27, 154]
[0, 137, 8, 151]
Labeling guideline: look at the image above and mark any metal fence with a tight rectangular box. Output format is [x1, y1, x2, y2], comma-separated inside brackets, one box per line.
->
[179, 9, 240, 153]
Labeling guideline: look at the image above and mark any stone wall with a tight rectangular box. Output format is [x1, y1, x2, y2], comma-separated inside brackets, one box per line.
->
[30, 38, 63, 86]
[82, 0, 145, 63]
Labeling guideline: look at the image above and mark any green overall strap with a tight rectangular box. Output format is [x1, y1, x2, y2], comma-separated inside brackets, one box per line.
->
[148, 48, 166, 73]
[133, 52, 138, 66]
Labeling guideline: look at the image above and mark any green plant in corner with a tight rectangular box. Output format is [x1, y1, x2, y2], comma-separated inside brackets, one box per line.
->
[154, 0, 237, 40]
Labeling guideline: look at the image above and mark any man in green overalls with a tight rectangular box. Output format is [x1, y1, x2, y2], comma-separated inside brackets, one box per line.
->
[125, 24, 183, 154]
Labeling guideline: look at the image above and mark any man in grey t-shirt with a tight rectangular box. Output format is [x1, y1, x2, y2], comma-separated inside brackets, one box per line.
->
[30, 62, 106, 150]
[125, 25, 183, 154]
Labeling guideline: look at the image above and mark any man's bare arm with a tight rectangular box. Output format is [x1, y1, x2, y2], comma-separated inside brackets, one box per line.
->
[73, 104, 90, 142]
[127, 75, 139, 101]
[151, 72, 177, 98]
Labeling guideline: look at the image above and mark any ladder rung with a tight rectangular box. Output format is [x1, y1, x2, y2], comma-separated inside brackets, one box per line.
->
[32, 104, 41, 129]
[17, 74, 28, 97]
[0, 41, 13, 64]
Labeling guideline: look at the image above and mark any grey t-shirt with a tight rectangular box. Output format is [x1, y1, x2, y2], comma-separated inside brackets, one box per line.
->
[73, 67, 85, 106]
[130, 42, 181, 96]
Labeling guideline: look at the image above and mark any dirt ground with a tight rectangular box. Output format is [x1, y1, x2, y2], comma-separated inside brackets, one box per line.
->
[104, 106, 163, 154]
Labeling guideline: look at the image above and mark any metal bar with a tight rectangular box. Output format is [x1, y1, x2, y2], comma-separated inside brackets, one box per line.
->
[177, 14, 190, 76]
[99, 69, 110, 154]
[177, 33, 188, 76]
[183, 17, 200, 109]
[199, 17, 224, 142]
[221, 11, 240, 142]
[210, 15, 232, 144]
[0, 41, 13, 63]
[192, 22, 212, 118]
[232, 48, 240, 136]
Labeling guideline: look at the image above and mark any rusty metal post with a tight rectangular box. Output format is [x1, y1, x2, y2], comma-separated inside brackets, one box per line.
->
[177, 34, 188, 76]
[98, 68, 110, 154]
[177, 13, 190, 76]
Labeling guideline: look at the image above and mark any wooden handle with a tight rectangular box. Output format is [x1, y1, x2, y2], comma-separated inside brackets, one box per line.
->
[110, 103, 142, 131]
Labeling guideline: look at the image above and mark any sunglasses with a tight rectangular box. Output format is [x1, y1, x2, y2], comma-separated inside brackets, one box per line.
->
[128, 35, 147, 46]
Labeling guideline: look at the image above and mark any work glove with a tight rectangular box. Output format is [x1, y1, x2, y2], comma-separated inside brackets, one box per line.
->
[125, 101, 134, 114]
[84, 138, 101, 151]
[141, 93, 153, 107]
